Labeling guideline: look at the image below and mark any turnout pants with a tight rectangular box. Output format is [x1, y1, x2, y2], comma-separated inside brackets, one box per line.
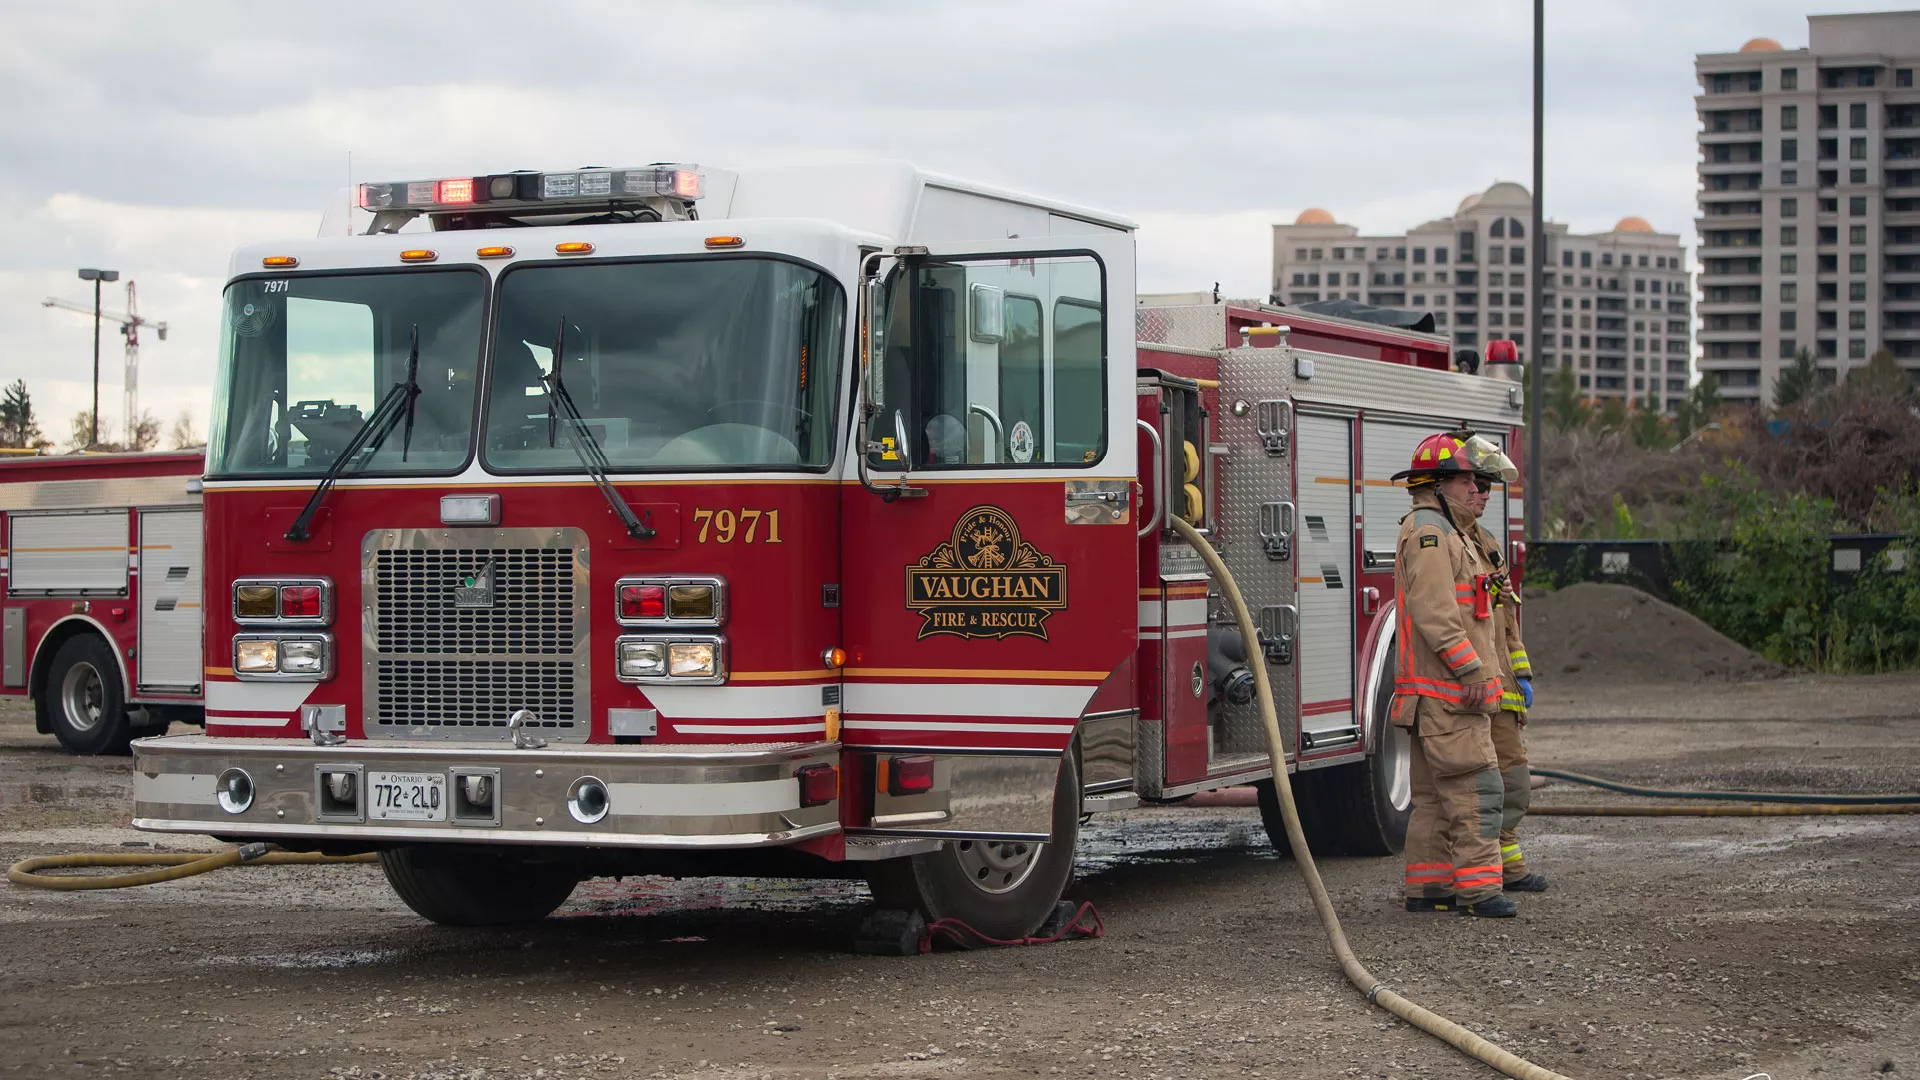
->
[1401, 699, 1504, 903]
[1490, 709, 1532, 883]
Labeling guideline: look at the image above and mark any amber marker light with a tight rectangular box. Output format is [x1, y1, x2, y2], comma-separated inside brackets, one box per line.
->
[261, 255, 299, 268]
[822, 646, 847, 670]
[476, 245, 515, 259]
[398, 249, 438, 263]
[555, 241, 595, 255]
[704, 235, 745, 249]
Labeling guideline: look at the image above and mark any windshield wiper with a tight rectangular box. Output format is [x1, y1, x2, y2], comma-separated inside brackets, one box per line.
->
[283, 325, 423, 543]
[541, 316, 656, 540]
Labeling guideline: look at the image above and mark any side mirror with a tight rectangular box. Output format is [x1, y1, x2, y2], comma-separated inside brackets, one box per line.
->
[861, 276, 886, 416]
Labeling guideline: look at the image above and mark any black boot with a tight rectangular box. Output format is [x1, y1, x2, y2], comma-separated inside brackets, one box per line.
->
[1405, 896, 1456, 913]
[1458, 894, 1518, 918]
[1504, 873, 1548, 893]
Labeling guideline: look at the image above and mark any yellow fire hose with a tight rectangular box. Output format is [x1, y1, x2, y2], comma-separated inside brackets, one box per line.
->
[1171, 517, 1578, 1080]
[1530, 802, 1920, 817]
[8, 842, 375, 891]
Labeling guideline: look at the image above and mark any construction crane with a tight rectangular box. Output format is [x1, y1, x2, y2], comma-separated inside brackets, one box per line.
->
[42, 281, 166, 448]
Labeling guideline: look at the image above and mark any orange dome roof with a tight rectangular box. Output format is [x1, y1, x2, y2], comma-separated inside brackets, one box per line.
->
[1739, 36, 1784, 53]
[1614, 215, 1655, 233]
[1294, 207, 1335, 226]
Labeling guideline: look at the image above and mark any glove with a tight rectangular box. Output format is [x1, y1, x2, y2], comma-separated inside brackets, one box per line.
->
[1519, 677, 1533, 710]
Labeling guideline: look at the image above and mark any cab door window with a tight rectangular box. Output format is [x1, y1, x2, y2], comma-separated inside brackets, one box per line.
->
[871, 253, 1105, 469]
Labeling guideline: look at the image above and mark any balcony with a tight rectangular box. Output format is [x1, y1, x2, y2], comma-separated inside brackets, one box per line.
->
[1698, 328, 1765, 345]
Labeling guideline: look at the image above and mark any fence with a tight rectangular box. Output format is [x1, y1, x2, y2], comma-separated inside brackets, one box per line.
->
[1531, 534, 1912, 597]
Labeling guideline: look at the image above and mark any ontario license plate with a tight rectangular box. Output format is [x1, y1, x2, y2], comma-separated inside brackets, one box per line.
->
[368, 771, 447, 821]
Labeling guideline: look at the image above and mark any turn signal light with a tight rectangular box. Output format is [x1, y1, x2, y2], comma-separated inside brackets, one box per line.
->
[620, 584, 666, 620]
[821, 646, 847, 670]
[234, 585, 278, 619]
[667, 583, 715, 620]
[797, 764, 838, 808]
[882, 754, 936, 797]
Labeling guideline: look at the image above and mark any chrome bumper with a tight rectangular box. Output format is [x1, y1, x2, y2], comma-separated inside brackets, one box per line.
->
[130, 735, 842, 849]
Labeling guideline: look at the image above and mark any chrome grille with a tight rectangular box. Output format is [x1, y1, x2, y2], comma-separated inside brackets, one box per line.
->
[362, 528, 589, 742]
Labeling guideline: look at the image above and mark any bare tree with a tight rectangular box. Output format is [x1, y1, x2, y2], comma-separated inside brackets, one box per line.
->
[167, 408, 200, 450]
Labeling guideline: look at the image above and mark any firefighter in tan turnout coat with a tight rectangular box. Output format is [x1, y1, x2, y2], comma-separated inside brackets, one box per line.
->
[1390, 431, 1522, 918]
[1466, 483, 1549, 893]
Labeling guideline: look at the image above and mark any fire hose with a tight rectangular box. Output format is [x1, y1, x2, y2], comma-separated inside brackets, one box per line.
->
[7, 843, 375, 891]
[1525, 767, 1920, 815]
[1170, 516, 1579, 1080]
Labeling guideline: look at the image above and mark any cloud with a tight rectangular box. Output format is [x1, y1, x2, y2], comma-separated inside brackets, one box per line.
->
[0, 0, 1826, 438]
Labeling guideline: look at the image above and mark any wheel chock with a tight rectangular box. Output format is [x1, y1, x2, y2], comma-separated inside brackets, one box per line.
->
[854, 908, 927, 956]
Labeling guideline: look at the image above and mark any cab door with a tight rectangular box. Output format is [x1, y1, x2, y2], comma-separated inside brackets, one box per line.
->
[839, 235, 1138, 835]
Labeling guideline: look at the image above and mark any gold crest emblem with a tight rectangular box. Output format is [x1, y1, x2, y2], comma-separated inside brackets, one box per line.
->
[905, 506, 1067, 640]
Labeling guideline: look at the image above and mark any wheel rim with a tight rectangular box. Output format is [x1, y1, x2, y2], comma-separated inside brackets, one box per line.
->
[60, 661, 106, 734]
[1384, 721, 1412, 813]
[952, 838, 1044, 894]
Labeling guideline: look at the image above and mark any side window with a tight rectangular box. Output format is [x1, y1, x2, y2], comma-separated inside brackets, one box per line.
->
[872, 253, 1106, 469]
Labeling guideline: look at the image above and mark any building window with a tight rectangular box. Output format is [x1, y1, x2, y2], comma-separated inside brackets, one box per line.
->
[1508, 246, 1522, 265]
[1392, 272, 1405, 285]
[1489, 292, 1503, 306]
[1434, 312, 1447, 327]
[1781, 138, 1798, 162]
[1396, 246, 1406, 260]
[1348, 273, 1360, 286]
[1413, 271, 1426, 284]
[1852, 167, 1868, 184]
[1311, 248, 1323, 260]
[1902, 68, 1914, 88]
[1851, 338, 1868, 359]
[1851, 252, 1866, 273]
[1821, 197, 1838, 214]
[1850, 195, 1868, 216]
[1435, 248, 1449, 265]
[1490, 219, 1506, 238]
[1562, 333, 1573, 347]
[1295, 248, 1307, 261]
[1783, 168, 1798, 185]
[1820, 104, 1838, 128]
[1635, 279, 1647, 293]
[1851, 137, 1868, 160]
[1780, 196, 1798, 218]
[1850, 310, 1867, 330]
[1782, 253, 1797, 273]
[1413, 248, 1427, 264]
[1512, 333, 1525, 347]
[1580, 251, 1592, 268]
[1434, 272, 1448, 285]
[1579, 375, 1591, 388]
[1376, 247, 1390, 260]
[1412, 294, 1426, 305]
[1782, 225, 1798, 245]
[1490, 246, 1505, 264]
[1820, 226, 1837, 244]
[1851, 281, 1867, 301]
[1851, 225, 1867, 244]
[1782, 104, 1798, 130]
[1783, 67, 1798, 91]
[1781, 339, 1798, 359]
[1292, 273, 1306, 285]
[1562, 250, 1573, 267]
[1781, 311, 1797, 330]
[1489, 312, 1505, 326]
[1639, 255, 1650, 268]
[1781, 282, 1797, 302]
[1852, 102, 1868, 129]
[1511, 292, 1525, 305]
[1308, 273, 1320, 286]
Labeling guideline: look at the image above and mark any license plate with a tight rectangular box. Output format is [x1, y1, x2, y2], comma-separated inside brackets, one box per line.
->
[367, 771, 447, 821]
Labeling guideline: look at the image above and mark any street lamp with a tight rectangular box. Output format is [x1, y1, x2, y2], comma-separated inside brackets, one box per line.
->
[77, 268, 119, 449]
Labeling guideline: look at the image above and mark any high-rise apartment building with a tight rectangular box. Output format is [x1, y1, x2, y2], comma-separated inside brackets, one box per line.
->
[1271, 183, 1693, 412]
[1697, 12, 1920, 406]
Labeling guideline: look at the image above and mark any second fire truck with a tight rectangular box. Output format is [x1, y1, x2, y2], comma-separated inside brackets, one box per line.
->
[131, 162, 1523, 936]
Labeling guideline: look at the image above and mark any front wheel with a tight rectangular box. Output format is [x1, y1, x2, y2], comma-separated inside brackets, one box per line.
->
[379, 846, 579, 926]
[866, 751, 1080, 942]
[45, 635, 133, 756]
[1330, 637, 1413, 856]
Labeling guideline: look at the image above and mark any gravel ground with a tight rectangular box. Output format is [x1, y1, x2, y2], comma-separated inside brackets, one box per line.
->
[0, 678, 1916, 1080]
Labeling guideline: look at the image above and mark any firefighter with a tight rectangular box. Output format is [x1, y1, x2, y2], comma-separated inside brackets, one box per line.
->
[1465, 470, 1548, 894]
[1390, 432, 1520, 918]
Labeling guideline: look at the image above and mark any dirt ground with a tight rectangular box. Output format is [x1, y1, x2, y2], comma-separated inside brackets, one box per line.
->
[1, 676, 1917, 1080]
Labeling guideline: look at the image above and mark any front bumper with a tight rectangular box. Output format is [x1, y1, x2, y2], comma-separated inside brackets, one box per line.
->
[131, 735, 842, 849]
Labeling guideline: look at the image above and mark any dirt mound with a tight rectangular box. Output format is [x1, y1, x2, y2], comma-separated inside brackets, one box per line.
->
[1523, 582, 1784, 684]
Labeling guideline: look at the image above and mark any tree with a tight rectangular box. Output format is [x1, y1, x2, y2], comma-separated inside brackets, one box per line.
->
[168, 409, 200, 450]
[68, 410, 102, 453]
[130, 410, 161, 452]
[0, 380, 46, 450]
[1544, 362, 1590, 432]
[1773, 346, 1820, 412]
[1595, 396, 1628, 432]
[67, 410, 158, 453]
[1848, 347, 1911, 399]
[1628, 393, 1672, 450]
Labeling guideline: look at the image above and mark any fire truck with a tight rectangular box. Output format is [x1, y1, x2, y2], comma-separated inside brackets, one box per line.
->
[0, 451, 206, 753]
[130, 163, 1524, 936]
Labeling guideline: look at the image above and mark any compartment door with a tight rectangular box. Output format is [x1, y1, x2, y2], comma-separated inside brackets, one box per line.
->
[136, 509, 204, 692]
[1294, 413, 1358, 754]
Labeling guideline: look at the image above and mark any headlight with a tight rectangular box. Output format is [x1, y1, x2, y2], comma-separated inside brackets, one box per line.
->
[235, 638, 278, 673]
[668, 642, 716, 678]
[618, 640, 667, 679]
[278, 638, 327, 674]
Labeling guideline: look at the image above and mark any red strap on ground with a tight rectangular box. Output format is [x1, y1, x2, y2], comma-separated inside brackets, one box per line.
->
[919, 902, 1105, 953]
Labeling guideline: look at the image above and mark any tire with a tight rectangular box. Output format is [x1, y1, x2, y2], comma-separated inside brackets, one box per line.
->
[1330, 638, 1413, 856]
[378, 846, 579, 926]
[866, 751, 1080, 942]
[45, 635, 133, 756]
[1255, 767, 1346, 857]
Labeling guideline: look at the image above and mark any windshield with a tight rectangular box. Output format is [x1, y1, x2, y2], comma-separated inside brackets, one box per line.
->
[206, 270, 485, 477]
[484, 257, 845, 471]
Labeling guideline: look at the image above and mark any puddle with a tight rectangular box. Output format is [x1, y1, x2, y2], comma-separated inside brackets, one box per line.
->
[201, 947, 405, 969]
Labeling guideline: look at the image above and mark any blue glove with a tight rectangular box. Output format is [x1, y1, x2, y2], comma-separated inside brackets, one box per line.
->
[1519, 677, 1533, 709]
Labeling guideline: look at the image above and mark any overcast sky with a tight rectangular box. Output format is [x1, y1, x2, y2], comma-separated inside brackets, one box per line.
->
[0, 0, 1842, 448]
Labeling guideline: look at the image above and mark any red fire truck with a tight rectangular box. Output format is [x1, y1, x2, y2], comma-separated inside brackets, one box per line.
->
[0, 452, 206, 753]
[130, 163, 1523, 936]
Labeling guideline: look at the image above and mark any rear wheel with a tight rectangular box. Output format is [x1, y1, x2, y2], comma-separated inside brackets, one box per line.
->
[1256, 767, 1346, 857]
[379, 846, 579, 926]
[45, 635, 133, 756]
[866, 751, 1080, 942]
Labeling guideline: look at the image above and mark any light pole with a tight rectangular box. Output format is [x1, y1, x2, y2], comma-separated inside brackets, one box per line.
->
[1527, 0, 1543, 545]
[76, 268, 119, 449]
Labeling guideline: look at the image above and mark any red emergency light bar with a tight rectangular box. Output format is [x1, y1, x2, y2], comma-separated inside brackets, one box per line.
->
[357, 165, 703, 213]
